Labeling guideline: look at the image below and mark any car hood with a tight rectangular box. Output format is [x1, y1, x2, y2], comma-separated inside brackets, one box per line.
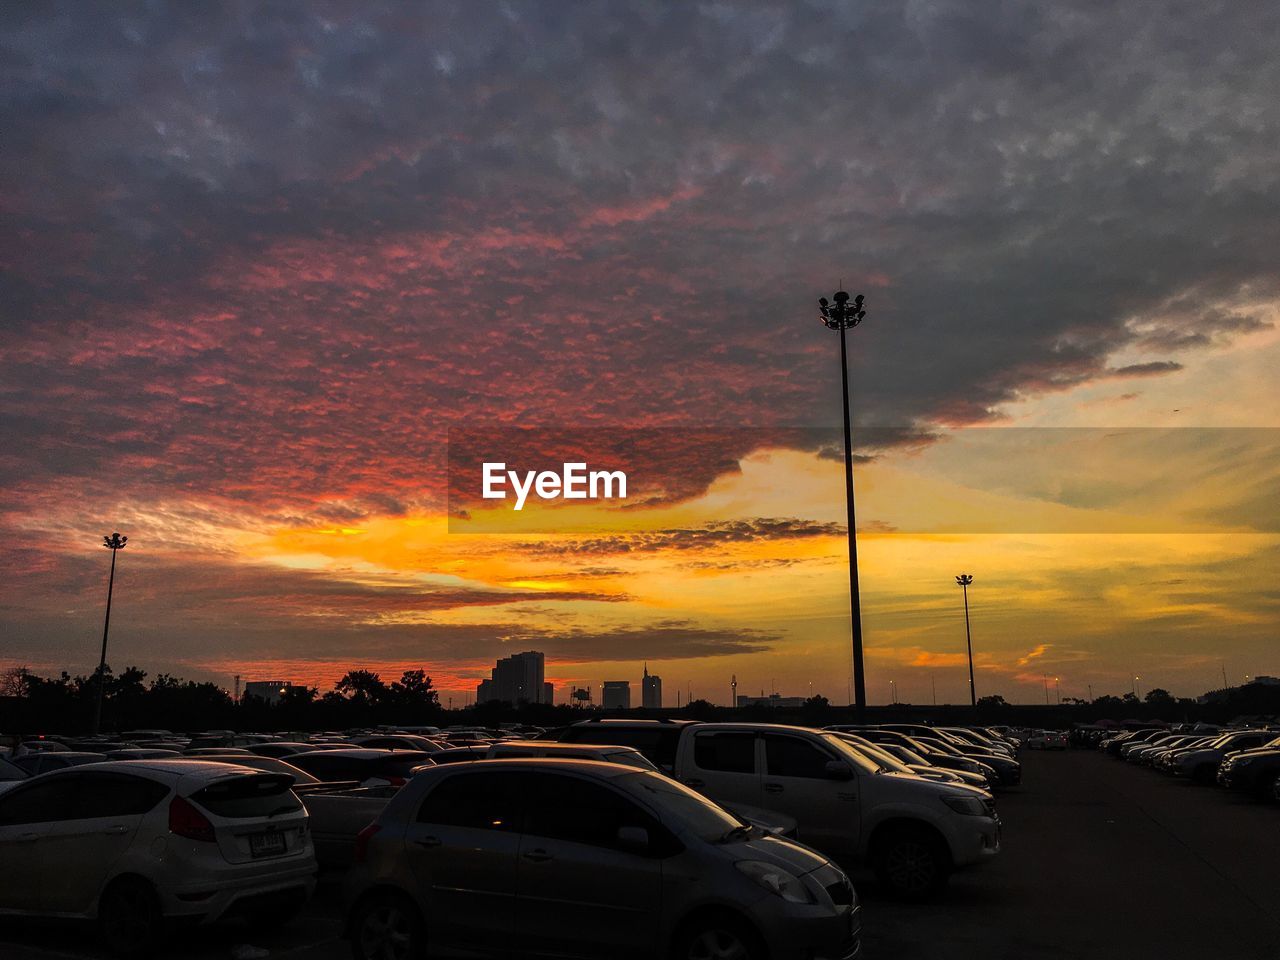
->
[1226, 747, 1280, 762]
[722, 833, 832, 876]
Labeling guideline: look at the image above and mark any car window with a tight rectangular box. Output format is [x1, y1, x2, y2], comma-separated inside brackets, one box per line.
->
[0, 777, 79, 824]
[191, 775, 300, 818]
[563, 727, 682, 769]
[764, 734, 835, 779]
[72, 773, 170, 818]
[417, 771, 523, 831]
[0, 759, 28, 782]
[605, 751, 659, 772]
[693, 731, 756, 774]
[523, 773, 665, 852]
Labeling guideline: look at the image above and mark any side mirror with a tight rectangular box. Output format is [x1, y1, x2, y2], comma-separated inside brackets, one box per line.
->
[824, 761, 854, 781]
[616, 826, 650, 851]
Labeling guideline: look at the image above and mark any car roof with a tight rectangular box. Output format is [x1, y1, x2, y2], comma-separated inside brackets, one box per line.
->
[490, 742, 640, 754]
[293, 748, 425, 758]
[420, 757, 637, 778]
[32, 759, 273, 783]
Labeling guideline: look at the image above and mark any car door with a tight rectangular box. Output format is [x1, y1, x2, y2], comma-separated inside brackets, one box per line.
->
[515, 772, 664, 960]
[0, 776, 79, 913]
[405, 770, 522, 954]
[680, 729, 761, 808]
[38, 772, 170, 914]
[761, 732, 859, 856]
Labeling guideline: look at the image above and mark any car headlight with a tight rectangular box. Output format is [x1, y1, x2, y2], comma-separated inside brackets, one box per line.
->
[942, 794, 988, 816]
[735, 860, 816, 903]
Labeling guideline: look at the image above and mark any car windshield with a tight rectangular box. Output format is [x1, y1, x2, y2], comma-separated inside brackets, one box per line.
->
[622, 772, 744, 842]
[820, 734, 883, 775]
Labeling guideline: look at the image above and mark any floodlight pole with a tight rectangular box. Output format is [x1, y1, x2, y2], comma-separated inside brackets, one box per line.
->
[819, 290, 868, 720]
[92, 532, 128, 735]
[956, 574, 976, 707]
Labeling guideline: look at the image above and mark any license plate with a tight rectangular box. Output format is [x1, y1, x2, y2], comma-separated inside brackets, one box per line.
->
[249, 830, 286, 858]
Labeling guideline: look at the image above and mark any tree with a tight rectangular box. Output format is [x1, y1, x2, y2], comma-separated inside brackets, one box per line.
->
[1, 666, 29, 698]
[976, 694, 1009, 709]
[334, 670, 387, 707]
[388, 669, 440, 715]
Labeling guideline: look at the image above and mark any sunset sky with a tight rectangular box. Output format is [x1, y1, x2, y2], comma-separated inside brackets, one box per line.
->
[2, 3, 1277, 705]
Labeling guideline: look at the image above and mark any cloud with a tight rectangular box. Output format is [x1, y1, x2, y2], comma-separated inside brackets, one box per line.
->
[1016, 644, 1051, 667]
[1105, 362, 1183, 378]
[521, 518, 846, 557]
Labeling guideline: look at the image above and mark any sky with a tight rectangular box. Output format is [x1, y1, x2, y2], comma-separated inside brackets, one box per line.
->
[2, 1, 1277, 705]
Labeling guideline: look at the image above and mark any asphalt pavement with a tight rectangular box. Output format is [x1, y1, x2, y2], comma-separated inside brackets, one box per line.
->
[3, 749, 1277, 960]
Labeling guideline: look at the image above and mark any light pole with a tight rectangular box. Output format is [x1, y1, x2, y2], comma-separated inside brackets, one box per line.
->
[956, 574, 976, 707]
[1055, 677, 1061, 705]
[819, 289, 868, 719]
[1043, 675, 1049, 705]
[92, 532, 128, 736]
[889, 680, 897, 705]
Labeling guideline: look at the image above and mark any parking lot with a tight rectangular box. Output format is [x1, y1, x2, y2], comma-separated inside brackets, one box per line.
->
[3, 750, 1277, 960]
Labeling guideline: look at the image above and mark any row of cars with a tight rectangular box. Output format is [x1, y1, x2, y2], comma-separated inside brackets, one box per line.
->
[1100, 725, 1280, 799]
[0, 719, 1019, 959]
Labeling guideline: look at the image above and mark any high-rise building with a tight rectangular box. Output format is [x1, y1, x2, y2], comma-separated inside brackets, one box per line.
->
[242, 680, 298, 705]
[543, 681, 554, 704]
[602, 680, 631, 710]
[642, 664, 662, 709]
[475, 651, 547, 705]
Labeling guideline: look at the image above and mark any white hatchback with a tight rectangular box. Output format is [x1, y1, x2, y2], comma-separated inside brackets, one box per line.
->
[0, 760, 316, 954]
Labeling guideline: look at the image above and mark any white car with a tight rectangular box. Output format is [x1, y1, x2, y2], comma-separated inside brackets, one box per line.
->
[0, 757, 28, 796]
[0, 760, 316, 954]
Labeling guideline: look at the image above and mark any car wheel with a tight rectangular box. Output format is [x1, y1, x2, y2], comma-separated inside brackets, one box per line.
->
[873, 826, 950, 900]
[350, 891, 425, 960]
[671, 913, 765, 960]
[98, 877, 163, 957]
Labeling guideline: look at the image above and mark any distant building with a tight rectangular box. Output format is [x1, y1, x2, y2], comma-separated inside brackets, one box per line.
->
[242, 680, 298, 705]
[602, 680, 631, 710]
[543, 681, 554, 704]
[475, 651, 548, 705]
[737, 693, 806, 709]
[570, 686, 592, 706]
[642, 664, 662, 709]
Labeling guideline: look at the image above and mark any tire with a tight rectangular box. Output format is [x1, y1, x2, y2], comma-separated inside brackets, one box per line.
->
[98, 877, 163, 958]
[872, 825, 951, 900]
[670, 913, 766, 960]
[349, 891, 426, 960]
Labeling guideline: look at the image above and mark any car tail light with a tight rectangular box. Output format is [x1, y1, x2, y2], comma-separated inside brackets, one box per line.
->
[353, 823, 381, 863]
[169, 795, 216, 842]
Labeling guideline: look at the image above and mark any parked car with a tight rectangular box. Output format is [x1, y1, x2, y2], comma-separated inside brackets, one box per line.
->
[246, 741, 345, 758]
[422, 746, 488, 764]
[0, 760, 316, 954]
[12, 751, 109, 776]
[344, 759, 861, 960]
[286, 749, 437, 786]
[1024, 731, 1068, 750]
[0, 758, 29, 796]
[350, 735, 444, 752]
[486, 741, 799, 839]
[1217, 741, 1280, 797]
[1170, 731, 1278, 782]
[160, 755, 326, 789]
[832, 728, 999, 788]
[556, 718, 699, 773]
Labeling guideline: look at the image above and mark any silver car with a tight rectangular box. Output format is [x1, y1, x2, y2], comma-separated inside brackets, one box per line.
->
[345, 758, 860, 960]
[0, 760, 316, 954]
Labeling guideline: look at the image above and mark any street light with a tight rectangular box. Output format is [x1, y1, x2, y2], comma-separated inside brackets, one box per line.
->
[955, 574, 976, 707]
[1055, 677, 1061, 705]
[92, 532, 128, 736]
[818, 289, 868, 719]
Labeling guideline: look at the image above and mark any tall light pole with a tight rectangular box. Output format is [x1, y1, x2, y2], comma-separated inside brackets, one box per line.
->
[819, 289, 868, 719]
[955, 574, 976, 707]
[1055, 677, 1061, 705]
[92, 532, 128, 735]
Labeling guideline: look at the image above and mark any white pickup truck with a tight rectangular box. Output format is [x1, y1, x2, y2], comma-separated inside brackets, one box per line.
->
[559, 719, 1001, 898]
